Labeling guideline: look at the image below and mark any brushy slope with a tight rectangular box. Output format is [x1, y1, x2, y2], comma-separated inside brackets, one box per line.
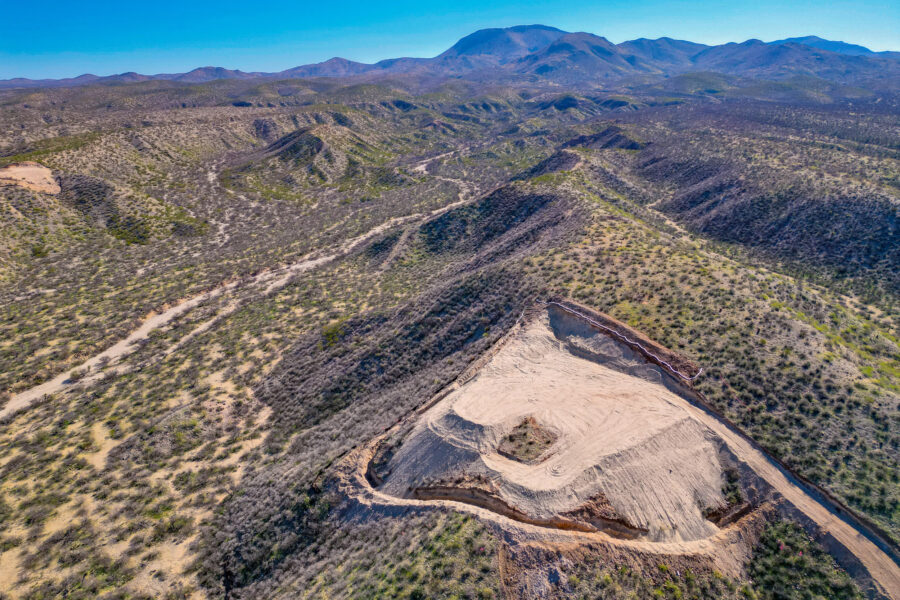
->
[0, 78, 895, 599]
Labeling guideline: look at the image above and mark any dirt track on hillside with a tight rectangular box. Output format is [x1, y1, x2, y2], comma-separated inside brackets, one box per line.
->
[0, 216, 416, 420]
[3, 153, 480, 421]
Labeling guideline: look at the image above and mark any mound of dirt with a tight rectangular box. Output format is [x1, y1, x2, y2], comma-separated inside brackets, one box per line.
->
[378, 306, 733, 542]
[0, 162, 60, 194]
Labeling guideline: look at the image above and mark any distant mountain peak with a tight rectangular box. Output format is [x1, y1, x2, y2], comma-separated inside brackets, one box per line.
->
[281, 57, 373, 78]
[616, 37, 709, 68]
[506, 24, 566, 33]
[438, 24, 568, 63]
[537, 32, 619, 57]
[769, 35, 874, 56]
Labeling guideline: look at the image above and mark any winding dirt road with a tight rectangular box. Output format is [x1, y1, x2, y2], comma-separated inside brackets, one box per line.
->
[4, 150, 897, 596]
[1, 218, 412, 420]
[2, 153, 478, 421]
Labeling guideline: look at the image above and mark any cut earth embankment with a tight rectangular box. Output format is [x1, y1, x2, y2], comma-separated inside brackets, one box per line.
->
[348, 303, 900, 599]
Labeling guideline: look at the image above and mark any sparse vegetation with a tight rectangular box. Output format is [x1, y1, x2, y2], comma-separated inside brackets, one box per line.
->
[497, 416, 558, 463]
[747, 521, 863, 600]
[0, 61, 894, 600]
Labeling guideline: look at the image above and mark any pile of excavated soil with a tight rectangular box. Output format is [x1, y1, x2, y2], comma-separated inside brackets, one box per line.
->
[379, 305, 731, 542]
[0, 162, 60, 194]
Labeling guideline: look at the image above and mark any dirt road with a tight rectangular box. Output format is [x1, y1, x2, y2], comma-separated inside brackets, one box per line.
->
[3, 151, 481, 421]
[0, 219, 411, 420]
[684, 399, 900, 598]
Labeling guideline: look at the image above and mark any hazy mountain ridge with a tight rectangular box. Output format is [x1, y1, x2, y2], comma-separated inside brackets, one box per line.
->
[769, 35, 885, 56]
[3, 25, 898, 89]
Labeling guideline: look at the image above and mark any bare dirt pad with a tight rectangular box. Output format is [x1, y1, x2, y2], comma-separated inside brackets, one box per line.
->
[348, 304, 900, 599]
[0, 162, 60, 194]
[378, 306, 730, 543]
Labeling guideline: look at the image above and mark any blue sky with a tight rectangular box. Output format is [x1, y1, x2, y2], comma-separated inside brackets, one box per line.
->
[1, 0, 898, 79]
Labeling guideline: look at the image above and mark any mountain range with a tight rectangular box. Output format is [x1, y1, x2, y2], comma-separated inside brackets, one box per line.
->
[2, 25, 898, 89]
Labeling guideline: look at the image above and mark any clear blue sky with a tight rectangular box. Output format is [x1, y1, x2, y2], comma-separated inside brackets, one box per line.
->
[1, 0, 898, 79]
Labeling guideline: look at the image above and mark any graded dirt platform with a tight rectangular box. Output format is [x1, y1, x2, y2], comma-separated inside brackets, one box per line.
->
[0, 162, 60, 194]
[379, 305, 727, 542]
[350, 303, 900, 599]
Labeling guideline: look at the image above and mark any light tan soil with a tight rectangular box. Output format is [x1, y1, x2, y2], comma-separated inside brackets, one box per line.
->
[86, 421, 118, 470]
[0, 162, 60, 194]
[379, 309, 726, 542]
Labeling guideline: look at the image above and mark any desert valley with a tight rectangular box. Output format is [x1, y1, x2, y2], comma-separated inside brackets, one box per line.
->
[0, 23, 898, 600]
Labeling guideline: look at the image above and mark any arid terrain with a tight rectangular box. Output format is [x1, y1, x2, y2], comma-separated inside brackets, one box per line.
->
[0, 163, 60, 195]
[359, 303, 899, 597]
[0, 24, 897, 600]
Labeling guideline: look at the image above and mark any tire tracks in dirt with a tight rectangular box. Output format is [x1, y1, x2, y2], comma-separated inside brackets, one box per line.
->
[1, 217, 412, 420]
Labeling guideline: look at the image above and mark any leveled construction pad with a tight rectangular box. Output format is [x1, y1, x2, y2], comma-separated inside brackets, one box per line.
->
[380, 305, 730, 542]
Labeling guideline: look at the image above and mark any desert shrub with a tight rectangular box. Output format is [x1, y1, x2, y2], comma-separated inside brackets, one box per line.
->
[747, 521, 862, 600]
